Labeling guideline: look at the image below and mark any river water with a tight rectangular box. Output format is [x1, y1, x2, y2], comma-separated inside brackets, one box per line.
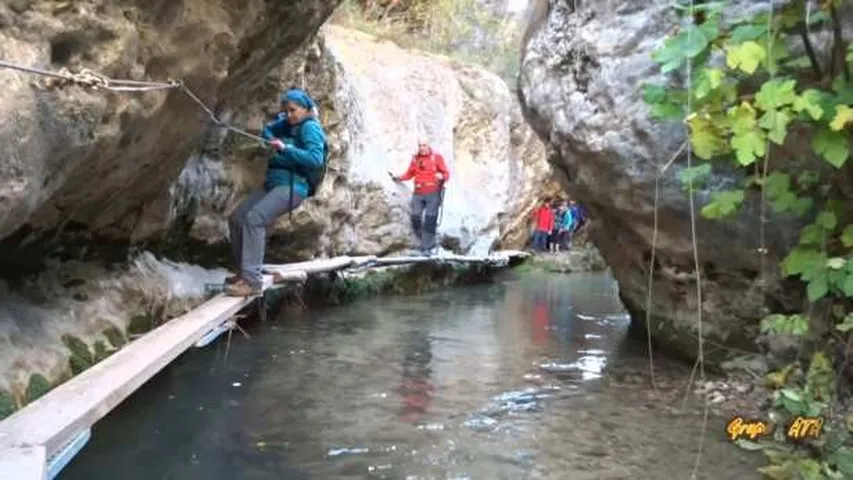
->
[61, 271, 761, 479]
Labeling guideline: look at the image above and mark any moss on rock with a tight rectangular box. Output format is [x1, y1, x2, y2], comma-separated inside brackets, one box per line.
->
[128, 314, 154, 336]
[25, 373, 52, 403]
[93, 340, 114, 363]
[0, 390, 17, 420]
[103, 325, 127, 348]
[62, 334, 94, 375]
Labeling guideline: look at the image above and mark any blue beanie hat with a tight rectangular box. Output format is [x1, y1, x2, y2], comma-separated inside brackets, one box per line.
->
[280, 88, 315, 110]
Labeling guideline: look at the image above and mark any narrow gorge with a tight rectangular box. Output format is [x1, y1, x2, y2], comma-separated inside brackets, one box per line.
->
[0, 1, 552, 411]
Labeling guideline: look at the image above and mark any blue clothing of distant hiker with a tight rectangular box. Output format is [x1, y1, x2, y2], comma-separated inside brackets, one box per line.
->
[226, 88, 327, 297]
[560, 208, 574, 231]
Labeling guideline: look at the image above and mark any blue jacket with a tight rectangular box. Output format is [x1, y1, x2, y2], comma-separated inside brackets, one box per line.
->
[560, 209, 574, 230]
[261, 113, 326, 198]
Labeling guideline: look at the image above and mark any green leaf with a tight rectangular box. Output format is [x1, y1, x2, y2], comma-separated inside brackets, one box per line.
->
[793, 89, 825, 120]
[731, 129, 766, 165]
[841, 225, 853, 247]
[734, 439, 766, 451]
[816, 210, 838, 231]
[761, 314, 809, 336]
[700, 190, 744, 219]
[762, 172, 790, 197]
[836, 314, 853, 333]
[782, 248, 825, 277]
[797, 171, 821, 189]
[728, 102, 766, 165]
[730, 24, 768, 43]
[687, 115, 727, 159]
[813, 129, 850, 168]
[792, 198, 814, 217]
[726, 41, 766, 74]
[677, 163, 711, 188]
[780, 388, 802, 402]
[828, 257, 847, 270]
[830, 105, 853, 131]
[728, 102, 758, 131]
[641, 83, 667, 103]
[843, 272, 853, 297]
[807, 277, 830, 301]
[799, 224, 825, 246]
[755, 79, 798, 110]
[795, 459, 826, 480]
[785, 56, 814, 69]
[759, 108, 793, 145]
[694, 68, 724, 99]
[653, 25, 713, 73]
[828, 446, 853, 477]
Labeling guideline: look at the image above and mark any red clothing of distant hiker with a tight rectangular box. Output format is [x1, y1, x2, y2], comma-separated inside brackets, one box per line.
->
[398, 148, 450, 195]
[534, 204, 555, 232]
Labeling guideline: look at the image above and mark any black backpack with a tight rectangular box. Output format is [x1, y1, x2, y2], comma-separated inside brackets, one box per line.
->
[288, 118, 328, 198]
[307, 139, 329, 197]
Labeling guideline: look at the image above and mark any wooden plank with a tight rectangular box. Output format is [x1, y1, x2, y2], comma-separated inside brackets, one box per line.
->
[263, 256, 355, 275]
[0, 446, 46, 480]
[0, 293, 256, 457]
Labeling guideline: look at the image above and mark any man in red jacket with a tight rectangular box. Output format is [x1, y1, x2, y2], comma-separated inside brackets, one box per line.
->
[390, 139, 451, 255]
[532, 197, 555, 252]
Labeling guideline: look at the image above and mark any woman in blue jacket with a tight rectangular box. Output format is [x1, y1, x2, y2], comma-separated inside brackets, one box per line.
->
[225, 88, 327, 296]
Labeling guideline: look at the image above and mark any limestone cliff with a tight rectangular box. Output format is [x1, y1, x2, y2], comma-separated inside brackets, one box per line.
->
[0, 0, 341, 246]
[0, 11, 549, 406]
[518, 0, 812, 363]
[162, 25, 550, 260]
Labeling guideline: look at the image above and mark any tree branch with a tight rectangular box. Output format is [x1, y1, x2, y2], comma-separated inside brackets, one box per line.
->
[829, 2, 850, 82]
[798, 22, 823, 79]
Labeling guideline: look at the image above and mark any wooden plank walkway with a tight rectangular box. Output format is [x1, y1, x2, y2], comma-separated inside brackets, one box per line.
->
[0, 251, 528, 479]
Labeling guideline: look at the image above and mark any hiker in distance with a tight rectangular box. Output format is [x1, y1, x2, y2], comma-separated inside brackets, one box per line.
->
[225, 88, 328, 297]
[389, 139, 451, 256]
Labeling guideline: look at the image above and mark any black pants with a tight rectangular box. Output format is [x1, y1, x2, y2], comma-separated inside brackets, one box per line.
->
[410, 191, 441, 251]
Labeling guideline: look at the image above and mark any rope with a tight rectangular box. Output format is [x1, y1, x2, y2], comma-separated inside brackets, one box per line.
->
[0, 59, 272, 145]
[685, 0, 710, 476]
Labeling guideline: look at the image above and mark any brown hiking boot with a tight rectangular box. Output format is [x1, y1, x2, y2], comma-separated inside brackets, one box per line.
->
[224, 278, 262, 297]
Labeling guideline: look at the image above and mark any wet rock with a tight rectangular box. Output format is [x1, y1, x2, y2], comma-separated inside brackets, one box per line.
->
[173, 26, 551, 259]
[0, 0, 342, 243]
[517, 0, 814, 364]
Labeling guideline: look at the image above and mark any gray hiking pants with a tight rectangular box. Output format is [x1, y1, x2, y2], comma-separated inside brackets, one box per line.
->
[410, 190, 441, 251]
[229, 186, 303, 288]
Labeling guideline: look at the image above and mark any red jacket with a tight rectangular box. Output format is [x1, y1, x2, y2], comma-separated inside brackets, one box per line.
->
[534, 205, 555, 232]
[399, 149, 450, 195]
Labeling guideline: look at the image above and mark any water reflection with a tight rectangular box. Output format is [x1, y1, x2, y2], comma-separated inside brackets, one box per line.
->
[62, 271, 761, 480]
[398, 328, 435, 423]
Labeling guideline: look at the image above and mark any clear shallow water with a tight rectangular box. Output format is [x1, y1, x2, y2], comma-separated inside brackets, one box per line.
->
[61, 271, 761, 479]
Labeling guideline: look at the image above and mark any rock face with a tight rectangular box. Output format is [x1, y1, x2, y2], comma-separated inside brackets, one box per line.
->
[0, 9, 550, 400]
[0, 0, 341, 245]
[518, 0, 806, 363]
[165, 25, 550, 260]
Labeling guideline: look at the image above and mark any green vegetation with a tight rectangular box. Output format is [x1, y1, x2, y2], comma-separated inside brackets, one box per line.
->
[643, 1, 853, 477]
[0, 390, 17, 420]
[103, 324, 127, 349]
[62, 334, 94, 375]
[331, 0, 523, 84]
[25, 373, 51, 403]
